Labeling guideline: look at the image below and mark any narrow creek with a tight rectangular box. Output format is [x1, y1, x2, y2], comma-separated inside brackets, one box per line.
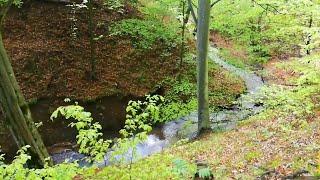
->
[0, 46, 265, 167]
[52, 46, 265, 167]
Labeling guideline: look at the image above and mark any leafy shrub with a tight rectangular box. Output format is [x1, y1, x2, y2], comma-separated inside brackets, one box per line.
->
[110, 19, 179, 49]
[172, 158, 196, 178]
[160, 99, 197, 122]
[253, 54, 320, 118]
[0, 146, 81, 180]
[51, 101, 112, 163]
[211, 0, 320, 64]
[0, 95, 165, 179]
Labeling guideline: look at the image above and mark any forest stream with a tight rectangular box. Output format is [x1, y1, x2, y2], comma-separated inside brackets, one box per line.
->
[1, 46, 265, 167]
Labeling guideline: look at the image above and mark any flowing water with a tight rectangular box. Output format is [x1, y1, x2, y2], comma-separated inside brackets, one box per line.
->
[0, 46, 265, 166]
[50, 46, 265, 167]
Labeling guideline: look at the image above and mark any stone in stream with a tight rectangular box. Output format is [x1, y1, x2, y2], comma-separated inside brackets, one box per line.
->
[163, 112, 199, 142]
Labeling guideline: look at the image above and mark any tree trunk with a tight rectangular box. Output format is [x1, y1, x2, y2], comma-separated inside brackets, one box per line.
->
[180, 0, 186, 67]
[88, 0, 97, 80]
[197, 0, 210, 132]
[0, 25, 51, 166]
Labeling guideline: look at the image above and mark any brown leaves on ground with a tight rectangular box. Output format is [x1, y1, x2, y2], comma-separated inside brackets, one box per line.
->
[210, 31, 248, 63]
[4, 1, 179, 102]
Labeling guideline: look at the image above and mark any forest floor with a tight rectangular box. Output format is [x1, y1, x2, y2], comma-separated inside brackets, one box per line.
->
[3, 1, 244, 105]
[0, 1, 245, 160]
[91, 33, 320, 179]
[4, 1, 172, 102]
[168, 34, 320, 178]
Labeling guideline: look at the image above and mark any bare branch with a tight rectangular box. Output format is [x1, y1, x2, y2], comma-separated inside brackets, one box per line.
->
[187, 0, 198, 24]
[251, 0, 282, 14]
[210, 0, 222, 8]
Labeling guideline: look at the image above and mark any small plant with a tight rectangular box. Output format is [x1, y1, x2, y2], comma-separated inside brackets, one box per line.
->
[51, 100, 111, 163]
[67, 0, 87, 43]
[244, 151, 262, 162]
[51, 95, 164, 166]
[172, 158, 196, 178]
[111, 95, 163, 162]
[104, 0, 124, 12]
[0, 146, 81, 179]
[198, 167, 213, 179]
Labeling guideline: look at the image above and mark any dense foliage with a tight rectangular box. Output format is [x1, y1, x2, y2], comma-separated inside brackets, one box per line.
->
[211, 0, 320, 64]
[0, 0, 319, 179]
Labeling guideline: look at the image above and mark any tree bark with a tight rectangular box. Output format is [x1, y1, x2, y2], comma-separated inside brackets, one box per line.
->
[0, 3, 51, 166]
[197, 0, 211, 132]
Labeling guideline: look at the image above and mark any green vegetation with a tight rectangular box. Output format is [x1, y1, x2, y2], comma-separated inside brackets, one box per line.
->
[0, 95, 164, 179]
[0, 0, 319, 179]
[111, 19, 180, 50]
[51, 100, 112, 163]
[159, 59, 245, 122]
[90, 52, 320, 179]
[211, 0, 320, 66]
[157, 48, 320, 178]
[218, 48, 247, 70]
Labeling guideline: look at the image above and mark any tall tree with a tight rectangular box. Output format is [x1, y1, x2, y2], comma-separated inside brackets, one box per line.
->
[197, 0, 211, 132]
[88, 0, 97, 80]
[0, 0, 51, 166]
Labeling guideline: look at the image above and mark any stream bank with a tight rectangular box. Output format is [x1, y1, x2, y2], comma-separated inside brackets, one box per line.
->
[49, 45, 265, 166]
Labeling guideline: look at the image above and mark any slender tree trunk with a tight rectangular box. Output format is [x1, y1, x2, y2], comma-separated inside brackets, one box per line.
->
[0, 4, 51, 166]
[180, 0, 186, 67]
[88, 0, 96, 80]
[197, 0, 210, 132]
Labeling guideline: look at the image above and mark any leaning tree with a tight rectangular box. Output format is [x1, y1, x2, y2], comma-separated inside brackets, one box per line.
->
[0, 0, 51, 166]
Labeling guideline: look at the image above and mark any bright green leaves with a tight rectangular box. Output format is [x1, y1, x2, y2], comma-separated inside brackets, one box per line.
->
[0, 0, 21, 7]
[253, 54, 320, 119]
[110, 18, 179, 50]
[211, 0, 320, 64]
[51, 95, 164, 166]
[172, 158, 196, 178]
[0, 145, 80, 180]
[198, 167, 213, 179]
[0, 145, 31, 179]
[121, 95, 164, 138]
[51, 101, 111, 163]
[110, 95, 164, 165]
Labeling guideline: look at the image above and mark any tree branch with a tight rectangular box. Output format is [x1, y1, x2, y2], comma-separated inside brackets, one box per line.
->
[211, 0, 222, 8]
[187, 0, 198, 24]
[251, 0, 282, 14]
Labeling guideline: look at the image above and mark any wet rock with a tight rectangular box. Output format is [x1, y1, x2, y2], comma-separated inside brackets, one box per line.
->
[51, 150, 89, 167]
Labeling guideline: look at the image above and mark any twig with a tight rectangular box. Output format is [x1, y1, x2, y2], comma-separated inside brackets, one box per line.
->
[251, 0, 282, 15]
[210, 0, 223, 8]
[283, 170, 309, 179]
